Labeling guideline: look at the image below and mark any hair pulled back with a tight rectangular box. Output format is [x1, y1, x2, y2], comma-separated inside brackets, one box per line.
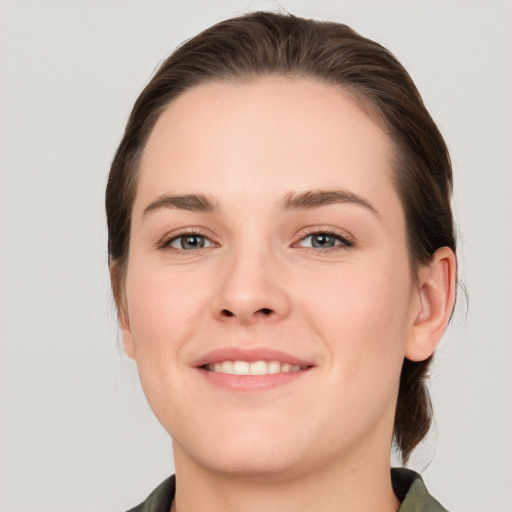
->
[106, 11, 456, 463]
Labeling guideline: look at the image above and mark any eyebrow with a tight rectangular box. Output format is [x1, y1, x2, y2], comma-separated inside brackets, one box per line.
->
[142, 188, 378, 218]
[143, 193, 218, 217]
[281, 189, 379, 216]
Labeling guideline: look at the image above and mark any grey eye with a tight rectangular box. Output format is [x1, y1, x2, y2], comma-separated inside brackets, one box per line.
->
[301, 233, 342, 249]
[168, 234, 214, 250]
[312, 234, 338, 248]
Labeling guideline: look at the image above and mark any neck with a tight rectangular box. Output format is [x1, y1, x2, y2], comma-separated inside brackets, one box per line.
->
[171, 442, 400, 512]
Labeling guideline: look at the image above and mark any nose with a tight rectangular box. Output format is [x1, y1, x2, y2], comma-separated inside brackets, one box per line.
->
[211, 245, 292, 325]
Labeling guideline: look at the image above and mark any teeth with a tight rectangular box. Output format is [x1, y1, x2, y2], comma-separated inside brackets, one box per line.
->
[206, 360, 304, 375]
[233, 361, 250, 375]
[249, 360, 267, 375]
[267, 361, 281, 374]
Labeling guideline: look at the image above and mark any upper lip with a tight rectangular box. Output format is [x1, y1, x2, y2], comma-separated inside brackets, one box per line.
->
[191, 347, 315, 368]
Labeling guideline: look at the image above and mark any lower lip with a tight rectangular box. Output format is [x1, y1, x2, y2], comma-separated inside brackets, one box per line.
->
[197, 367, 312, 392]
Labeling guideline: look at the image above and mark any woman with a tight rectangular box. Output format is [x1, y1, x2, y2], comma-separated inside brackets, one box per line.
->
[106, 12, 456, 512]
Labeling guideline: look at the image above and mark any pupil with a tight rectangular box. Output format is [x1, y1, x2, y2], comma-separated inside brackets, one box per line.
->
[181, 235, 204, 249]
[312, 234, 335, 248]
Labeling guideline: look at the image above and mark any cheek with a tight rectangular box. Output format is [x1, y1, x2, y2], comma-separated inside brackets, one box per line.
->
[297, 258, 412, 375]
[123, 261, 216, 429]
[124, 260, 212, 361]
[262, 259, 413, 457]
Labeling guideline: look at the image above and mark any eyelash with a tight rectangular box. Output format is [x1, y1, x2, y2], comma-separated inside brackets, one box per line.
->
[157, 228, 355, 254]
[158, 230, 217, 254]
[293, 228, 355, 254]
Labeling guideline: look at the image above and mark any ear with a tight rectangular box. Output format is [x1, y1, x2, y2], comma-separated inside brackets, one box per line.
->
[405, 247, 457, 362]
[119, 313, 136, 360]
[109, 261, 136, 360]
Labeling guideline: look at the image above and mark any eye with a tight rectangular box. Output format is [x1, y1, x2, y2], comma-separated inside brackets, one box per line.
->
[165, 233, 216, 250]
[297, 231, 353, 250]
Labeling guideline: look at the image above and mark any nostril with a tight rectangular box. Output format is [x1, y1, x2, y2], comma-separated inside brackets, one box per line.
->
[219, 308, 274, 318]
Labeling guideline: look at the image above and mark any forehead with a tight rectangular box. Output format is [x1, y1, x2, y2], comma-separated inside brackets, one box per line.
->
[136, 77, 399, 217]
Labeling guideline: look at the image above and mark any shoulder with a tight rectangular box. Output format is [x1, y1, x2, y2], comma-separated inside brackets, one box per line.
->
[125, 475, 176, 512]
[392, 468, 449, 512]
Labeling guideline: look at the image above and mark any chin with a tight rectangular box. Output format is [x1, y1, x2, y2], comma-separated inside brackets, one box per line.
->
[194, 445, 304, 480]
[172, 416, 312, 480]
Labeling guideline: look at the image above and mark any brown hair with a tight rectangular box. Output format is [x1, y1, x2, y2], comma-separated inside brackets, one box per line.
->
[106, 11, 456, 463]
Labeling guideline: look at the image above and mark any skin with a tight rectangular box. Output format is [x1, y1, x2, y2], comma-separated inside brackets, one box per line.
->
[118, 77, 456, 512]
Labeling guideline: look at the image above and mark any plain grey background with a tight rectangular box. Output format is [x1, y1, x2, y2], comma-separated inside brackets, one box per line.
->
[1, 1, 511, 511]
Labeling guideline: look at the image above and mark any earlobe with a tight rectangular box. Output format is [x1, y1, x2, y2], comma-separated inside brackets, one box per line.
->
[120, 317, 136, 360]
[405, 247, 457, 362]
[118, 300, 136, 360]
[109, 261, 136, 360]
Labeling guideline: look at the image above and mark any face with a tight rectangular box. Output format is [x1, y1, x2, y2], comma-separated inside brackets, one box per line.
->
[121, 77, 423, 478]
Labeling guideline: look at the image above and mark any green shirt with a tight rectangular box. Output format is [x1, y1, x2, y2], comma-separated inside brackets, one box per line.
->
[126, 468, 448, 512]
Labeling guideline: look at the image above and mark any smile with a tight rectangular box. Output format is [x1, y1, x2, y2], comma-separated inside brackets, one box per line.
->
[204, 360, 305, 375]
[193, 348, 315, 391]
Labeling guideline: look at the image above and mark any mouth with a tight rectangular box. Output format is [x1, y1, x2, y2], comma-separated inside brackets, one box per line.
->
[193, 347, 315, 391]
[203, 360, 308, 375]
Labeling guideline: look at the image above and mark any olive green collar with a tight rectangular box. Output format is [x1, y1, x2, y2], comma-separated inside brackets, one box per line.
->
[127, 468, 448, 512]
[393, 468, 448, 512]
